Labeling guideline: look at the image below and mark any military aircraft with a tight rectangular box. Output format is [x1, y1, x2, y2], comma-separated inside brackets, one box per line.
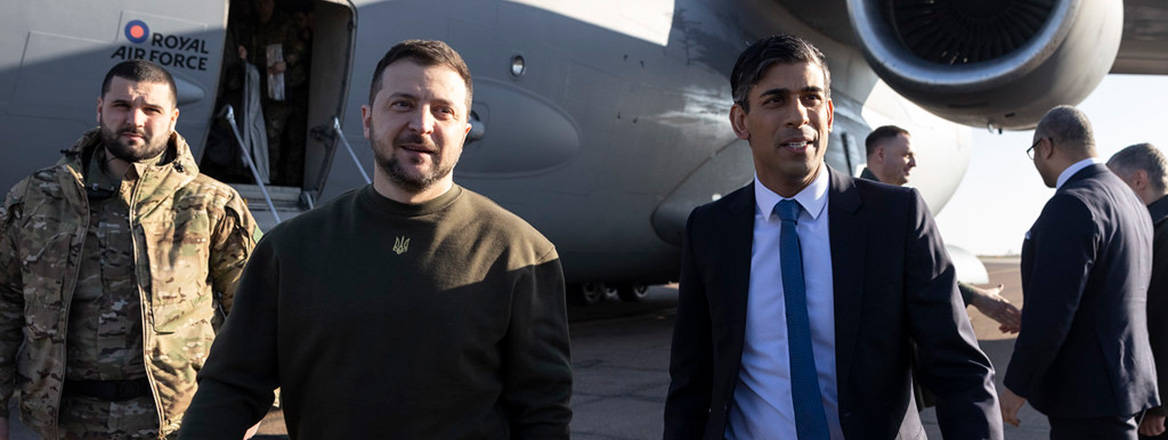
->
[1, 0, 1165, 304]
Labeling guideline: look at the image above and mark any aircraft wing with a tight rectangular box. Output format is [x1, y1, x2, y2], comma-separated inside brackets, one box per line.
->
[1112, 0, 1168, 74]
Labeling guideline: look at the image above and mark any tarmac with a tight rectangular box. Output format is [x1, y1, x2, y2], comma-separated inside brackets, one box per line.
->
[8, 257, 1057, 438]
[565, 258, 1051, 439]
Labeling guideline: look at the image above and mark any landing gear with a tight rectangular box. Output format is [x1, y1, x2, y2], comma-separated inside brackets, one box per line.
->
[569, 282, 609, 306]
[616, 284, 649, 302]
[569, 282, 651, 305]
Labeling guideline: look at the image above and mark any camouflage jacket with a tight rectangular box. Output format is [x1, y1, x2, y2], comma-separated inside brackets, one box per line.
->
[0, 129, 261, 438]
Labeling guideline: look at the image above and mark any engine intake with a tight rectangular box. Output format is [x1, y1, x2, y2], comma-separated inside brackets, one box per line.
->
[847, 0, 1123, 130]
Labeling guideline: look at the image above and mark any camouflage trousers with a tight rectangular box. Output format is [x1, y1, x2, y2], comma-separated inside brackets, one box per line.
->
[58, 395, 160, 440]
[262, 97, 306, 186]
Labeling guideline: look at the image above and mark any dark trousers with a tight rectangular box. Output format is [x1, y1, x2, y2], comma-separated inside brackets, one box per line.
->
[1049, 414, 1138, 440]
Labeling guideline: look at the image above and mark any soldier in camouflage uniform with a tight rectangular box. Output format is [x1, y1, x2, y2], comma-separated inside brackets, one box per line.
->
[238, 0, 312, 186]
[0, 60, 261, 439]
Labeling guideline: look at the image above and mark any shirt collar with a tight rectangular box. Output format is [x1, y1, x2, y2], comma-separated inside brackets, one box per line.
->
[1056, 157, 1101, 189]
[754, 166, 829, 220]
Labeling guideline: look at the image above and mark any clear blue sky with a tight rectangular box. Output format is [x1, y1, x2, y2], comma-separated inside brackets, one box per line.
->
[935, 74, 1168, 256]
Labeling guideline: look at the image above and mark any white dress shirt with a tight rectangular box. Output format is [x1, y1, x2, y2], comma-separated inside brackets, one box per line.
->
[1056, 157, 1102, 189]
[726, 167, 844, 440]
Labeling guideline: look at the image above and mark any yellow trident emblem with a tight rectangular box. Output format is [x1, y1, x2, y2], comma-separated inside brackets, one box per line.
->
[393, 236, 410, 255]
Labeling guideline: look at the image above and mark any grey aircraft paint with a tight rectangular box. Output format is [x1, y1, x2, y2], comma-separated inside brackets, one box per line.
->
[1, 0, 1164, 298]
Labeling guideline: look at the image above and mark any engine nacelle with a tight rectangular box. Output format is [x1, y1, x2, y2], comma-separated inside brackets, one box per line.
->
[846, 0, 1123, 130]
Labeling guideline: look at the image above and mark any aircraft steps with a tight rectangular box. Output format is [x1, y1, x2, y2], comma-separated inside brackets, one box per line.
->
[231, 183, 307, 231]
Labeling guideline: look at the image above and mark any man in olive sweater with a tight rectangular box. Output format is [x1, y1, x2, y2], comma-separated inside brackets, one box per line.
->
[179, 40, 572, 439]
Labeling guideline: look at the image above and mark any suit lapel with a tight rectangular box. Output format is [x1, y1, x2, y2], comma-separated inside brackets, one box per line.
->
[827, 168, 865, 388]
[722, 183, 756, 357]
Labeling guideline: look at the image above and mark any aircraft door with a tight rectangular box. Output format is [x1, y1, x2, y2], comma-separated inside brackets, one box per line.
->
[200, 0, 355, 201]
[301, 0, 357, 199]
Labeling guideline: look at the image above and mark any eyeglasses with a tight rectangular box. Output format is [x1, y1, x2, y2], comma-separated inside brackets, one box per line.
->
[1026, 137, 1049, 160]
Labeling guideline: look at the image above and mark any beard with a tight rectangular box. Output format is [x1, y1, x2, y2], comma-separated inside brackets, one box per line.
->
[371, 128, 454, 193]
[99, 122, 169, 162]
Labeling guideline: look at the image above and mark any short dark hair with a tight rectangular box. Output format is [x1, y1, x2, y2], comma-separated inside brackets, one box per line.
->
[730, 34, 830, 113]
[1108, 143, 1168, 194]
[101, 60, 177, 106]
[865, 125, 910, 157]
[1035, 105, 1095, 154]
[368, 39, 473, 109]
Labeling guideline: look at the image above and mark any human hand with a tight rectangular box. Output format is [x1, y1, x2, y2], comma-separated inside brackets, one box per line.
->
[244, 420, 262, 439]
[1141, 411, 1166, 437]
[1000, 387, 1026, 427]
[269, 61, 286, 74]
[971, 284, 1021, 334]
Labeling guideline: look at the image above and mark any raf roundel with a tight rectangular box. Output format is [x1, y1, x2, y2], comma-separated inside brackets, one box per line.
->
[125, 20, 149, 44]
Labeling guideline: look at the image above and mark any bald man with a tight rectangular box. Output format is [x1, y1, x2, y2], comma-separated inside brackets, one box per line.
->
[1001, 106, 1158, 438]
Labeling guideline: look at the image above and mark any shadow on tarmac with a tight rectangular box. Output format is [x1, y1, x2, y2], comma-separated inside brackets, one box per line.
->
[8, 259, 1058, 439]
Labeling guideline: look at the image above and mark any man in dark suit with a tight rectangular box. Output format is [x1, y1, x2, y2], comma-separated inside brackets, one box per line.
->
[663, 34, 1002, 440]
[1106, 143, 1168, 438]
[860, 125, 1021, 334]
[1001, 106, 1158, 439]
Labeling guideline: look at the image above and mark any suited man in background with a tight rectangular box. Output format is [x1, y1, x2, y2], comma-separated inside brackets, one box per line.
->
[1001, 106, 1158, 439]
[860, 125, 1021, 333]
[859, 125, 915, 185]
[664, 34, 1002, 440]
[1105, 143, 1168, 438]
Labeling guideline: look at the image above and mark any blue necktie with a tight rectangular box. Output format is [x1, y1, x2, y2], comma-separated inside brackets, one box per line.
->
[776, 199, 830, 439]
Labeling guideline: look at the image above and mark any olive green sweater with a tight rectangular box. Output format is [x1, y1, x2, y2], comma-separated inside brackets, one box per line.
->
[179, 185, 571, 439]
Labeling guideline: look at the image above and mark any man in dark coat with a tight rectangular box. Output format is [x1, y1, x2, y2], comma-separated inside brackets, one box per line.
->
[1001, 106, 1158, 439]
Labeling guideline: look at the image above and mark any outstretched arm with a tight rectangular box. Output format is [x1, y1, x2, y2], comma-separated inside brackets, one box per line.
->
[902, 189, 1003, 440]
[962, 283, 1021, 334]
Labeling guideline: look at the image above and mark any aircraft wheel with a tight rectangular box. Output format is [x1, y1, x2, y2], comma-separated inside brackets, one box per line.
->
[616, 284, 649, 302]
[570, 282, 608, 306]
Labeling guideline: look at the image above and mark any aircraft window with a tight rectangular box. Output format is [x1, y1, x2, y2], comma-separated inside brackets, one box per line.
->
[510, 55, 526, 78]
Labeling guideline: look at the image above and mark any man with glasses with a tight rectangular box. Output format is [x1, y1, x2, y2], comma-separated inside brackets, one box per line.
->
[1025, 137, 1043, 160]
[1000, 106, 1158, 438]
[0, 60, 261, 439]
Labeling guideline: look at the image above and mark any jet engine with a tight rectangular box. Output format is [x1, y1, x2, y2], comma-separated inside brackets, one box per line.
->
[846, 0, 1123, 130]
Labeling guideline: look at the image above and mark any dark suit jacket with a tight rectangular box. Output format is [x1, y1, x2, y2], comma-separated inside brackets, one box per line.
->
[664, 167, 1002, 440]
[1148, 195, 1168, 416]
[857, 166, 976, 306]
[1004, 164, 1158, 418]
